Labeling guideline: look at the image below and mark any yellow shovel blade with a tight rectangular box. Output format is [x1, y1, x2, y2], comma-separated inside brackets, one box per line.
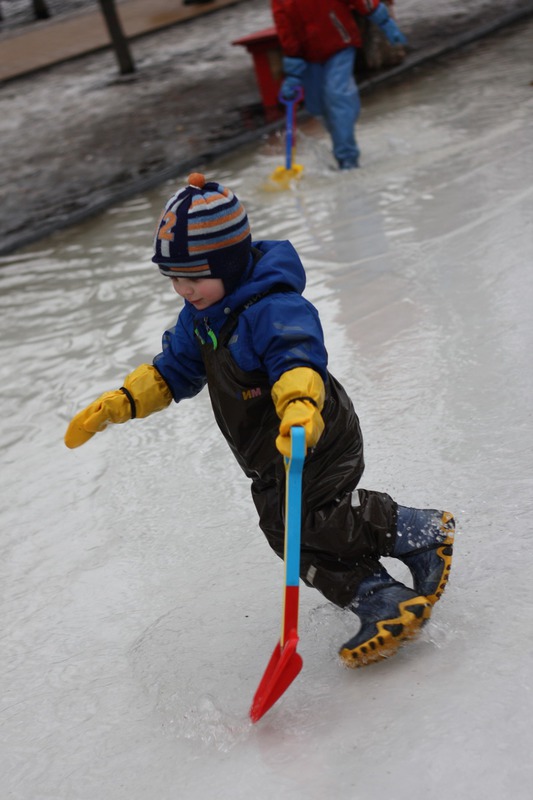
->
[262, 163, 304, 192]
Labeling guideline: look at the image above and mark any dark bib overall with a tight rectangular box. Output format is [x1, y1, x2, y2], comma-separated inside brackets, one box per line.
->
[198, 296, 397, 607]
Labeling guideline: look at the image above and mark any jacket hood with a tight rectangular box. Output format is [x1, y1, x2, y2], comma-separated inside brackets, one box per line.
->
[233, 239, 306, 302]
[184, 239, 306, 329]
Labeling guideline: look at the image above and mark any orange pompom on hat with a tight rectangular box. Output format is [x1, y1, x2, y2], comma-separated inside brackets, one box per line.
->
[152, 172, 252, 292]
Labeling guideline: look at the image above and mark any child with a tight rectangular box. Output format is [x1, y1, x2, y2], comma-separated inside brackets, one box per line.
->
[65, 173, 454, 667]
[273, 0, 407, 169]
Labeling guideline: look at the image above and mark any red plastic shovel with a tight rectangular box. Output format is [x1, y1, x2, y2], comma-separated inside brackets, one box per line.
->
[250, 426, 306, 723]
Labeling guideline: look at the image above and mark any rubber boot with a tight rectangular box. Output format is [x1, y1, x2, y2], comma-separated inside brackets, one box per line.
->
[339, 568, 432, 668]
[338, 157, 359, 170]
[394, 507, 455, 605]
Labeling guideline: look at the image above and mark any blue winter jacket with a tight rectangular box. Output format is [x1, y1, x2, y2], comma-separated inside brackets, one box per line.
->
[153, 240, 329, 402]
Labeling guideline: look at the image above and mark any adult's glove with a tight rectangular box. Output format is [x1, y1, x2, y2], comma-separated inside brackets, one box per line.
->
[280, 76, 302, 101]
[64, 364, 172, 449]
[368, 3, 407, 46]
[280, 55, 306, 100]
[272, 367, 325, 458]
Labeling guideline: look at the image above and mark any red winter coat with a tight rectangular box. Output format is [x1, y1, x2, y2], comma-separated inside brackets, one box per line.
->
[272, 0, 380, 63]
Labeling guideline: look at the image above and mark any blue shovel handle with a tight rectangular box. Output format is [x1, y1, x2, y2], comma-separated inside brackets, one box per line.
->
[284, 426, 305, 588]
[279, 87, 303, 171]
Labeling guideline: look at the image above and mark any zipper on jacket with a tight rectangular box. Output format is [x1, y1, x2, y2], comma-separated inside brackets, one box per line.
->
[193, 318, 218, 349]
[204, 318, 218, 350]
[329, 11, 351, 44]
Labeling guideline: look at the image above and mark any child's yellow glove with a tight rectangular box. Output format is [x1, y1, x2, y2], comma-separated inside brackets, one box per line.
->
[64, 364, 172, 449]
[272, 367, 325, 457]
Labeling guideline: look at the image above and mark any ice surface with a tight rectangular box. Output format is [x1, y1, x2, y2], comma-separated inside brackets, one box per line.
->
[1, 18, 532, 800]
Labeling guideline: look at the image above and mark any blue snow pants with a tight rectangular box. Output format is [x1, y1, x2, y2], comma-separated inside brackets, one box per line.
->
[303, 47, 361, 166]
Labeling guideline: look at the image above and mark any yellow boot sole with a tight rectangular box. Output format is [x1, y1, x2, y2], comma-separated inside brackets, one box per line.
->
[339, 596, 432, 668]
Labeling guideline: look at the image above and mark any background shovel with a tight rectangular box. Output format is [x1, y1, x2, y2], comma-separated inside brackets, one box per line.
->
[250, 426, 306, 723]
[263, 87, 304, 191]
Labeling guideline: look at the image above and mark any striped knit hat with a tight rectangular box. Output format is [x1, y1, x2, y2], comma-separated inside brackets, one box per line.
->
[152, 173, 252, 292]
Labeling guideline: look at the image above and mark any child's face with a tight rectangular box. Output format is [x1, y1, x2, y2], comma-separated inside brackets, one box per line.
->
[171, 277, 225, 310]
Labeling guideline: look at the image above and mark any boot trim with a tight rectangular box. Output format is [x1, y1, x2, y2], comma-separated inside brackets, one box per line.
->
[403, 539, 453, 605]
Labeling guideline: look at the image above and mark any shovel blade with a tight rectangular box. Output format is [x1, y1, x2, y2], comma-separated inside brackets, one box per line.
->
[262, 164, 304, 192]
[271, 164, 304, 180]
[249, 633, 303, 723]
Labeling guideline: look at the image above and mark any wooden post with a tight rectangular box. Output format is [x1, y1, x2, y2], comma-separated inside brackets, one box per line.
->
[32, 1, 51, 19]
[0, 2, 50, 22]
[97, 0, 135, 75]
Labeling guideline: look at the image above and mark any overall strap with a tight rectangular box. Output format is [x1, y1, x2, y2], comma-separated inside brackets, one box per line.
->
[218, 283, 292, 346]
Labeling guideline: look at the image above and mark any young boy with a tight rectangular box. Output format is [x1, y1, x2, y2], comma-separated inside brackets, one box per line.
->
[65, 173, 454, 667]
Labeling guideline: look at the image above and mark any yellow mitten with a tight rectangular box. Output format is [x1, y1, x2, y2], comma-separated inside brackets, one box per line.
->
[64, 364, 172, 449]
[272, 367, 325, 457]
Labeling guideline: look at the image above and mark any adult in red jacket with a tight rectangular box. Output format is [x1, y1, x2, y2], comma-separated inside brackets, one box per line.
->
[272, 0, 406, 169]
